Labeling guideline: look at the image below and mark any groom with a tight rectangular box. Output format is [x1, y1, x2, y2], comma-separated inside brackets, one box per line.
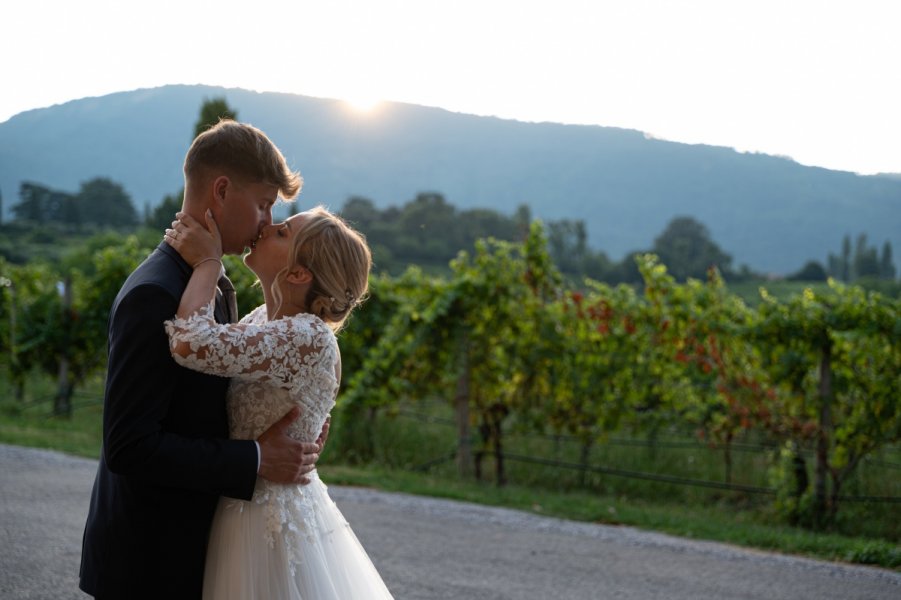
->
[79, 120, 322, 598]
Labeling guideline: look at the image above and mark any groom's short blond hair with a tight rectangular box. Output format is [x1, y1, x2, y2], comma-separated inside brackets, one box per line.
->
[184, 119, 302, 199]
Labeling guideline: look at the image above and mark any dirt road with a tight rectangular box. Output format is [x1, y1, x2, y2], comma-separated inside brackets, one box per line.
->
[1, 444, 898, 599]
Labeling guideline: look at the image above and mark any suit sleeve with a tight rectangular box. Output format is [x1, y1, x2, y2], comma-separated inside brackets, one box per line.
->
[102, 283, 257, 500]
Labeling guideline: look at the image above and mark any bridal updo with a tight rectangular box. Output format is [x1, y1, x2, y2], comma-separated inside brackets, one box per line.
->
[273, 205, 371, 332]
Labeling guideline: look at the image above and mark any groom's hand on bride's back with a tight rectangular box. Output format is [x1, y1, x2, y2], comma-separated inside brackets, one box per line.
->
[257, 407, 320, 485]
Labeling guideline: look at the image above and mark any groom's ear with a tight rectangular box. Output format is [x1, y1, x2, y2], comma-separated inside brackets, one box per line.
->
[286, 266, 313, 285]
[212, 176, 230, 207]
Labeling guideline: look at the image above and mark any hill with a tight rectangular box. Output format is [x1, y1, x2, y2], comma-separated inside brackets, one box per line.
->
[1, 84, 898, 274]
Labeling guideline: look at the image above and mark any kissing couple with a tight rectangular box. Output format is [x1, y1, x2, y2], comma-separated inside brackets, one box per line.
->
[79, 120, 394, 599]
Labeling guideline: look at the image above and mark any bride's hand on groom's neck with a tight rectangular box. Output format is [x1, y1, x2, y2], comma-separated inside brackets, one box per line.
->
[167, 210, 223, 266]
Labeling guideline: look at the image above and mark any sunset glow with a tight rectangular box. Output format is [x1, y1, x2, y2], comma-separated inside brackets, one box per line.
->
[2, 0, 900, 175]
[343, 95, 382, 113]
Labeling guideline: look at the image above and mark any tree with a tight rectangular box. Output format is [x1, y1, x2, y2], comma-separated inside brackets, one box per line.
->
[652, 216, 733, 281]
[13, 179, 136, 228]
[827, 235, 853, 282]
[828, 234, 895, 282]
[146, 191, 184, 231]
[787, 260, 827, 282]
[513, 204, 531, 240]
[76, 177, 138, 227]
[12, 182, 75, 224]
[340, 197, 381, 231]
[880, 241, 896, 280]
[195, 97, 238, 138]
[841, 235, 852, 282]
[547, 219, 587, 273]
[13, 182, 46, 222]
[396, 192, 459, 261]
[853, 233, 880, 279]
[459, 208, 520, 248]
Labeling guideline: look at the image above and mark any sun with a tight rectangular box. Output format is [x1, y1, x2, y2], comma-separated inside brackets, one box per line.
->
[343, 94, 382, 113]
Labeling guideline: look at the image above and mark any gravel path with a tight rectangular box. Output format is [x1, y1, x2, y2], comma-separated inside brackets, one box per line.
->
[1, 443, 898, 599]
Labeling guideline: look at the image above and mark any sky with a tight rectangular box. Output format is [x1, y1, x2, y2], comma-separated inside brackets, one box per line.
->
[2, 0, 899, 175]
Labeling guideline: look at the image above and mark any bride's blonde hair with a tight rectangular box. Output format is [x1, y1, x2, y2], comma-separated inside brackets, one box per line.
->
[271, 206, 371, 332]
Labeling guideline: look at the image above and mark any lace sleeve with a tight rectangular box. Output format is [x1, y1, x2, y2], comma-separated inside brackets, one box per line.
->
[240, 304, 268, 326]
[164, 305, 337, 386]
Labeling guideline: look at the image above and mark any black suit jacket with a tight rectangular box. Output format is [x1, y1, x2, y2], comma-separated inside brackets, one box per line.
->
[79, 242, 258, 599]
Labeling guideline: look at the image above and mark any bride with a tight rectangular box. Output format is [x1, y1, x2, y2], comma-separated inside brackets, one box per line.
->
[163, 206, 393, 599]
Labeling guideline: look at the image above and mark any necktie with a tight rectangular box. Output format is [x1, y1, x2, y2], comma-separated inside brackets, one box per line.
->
[218, 274, 238, 324]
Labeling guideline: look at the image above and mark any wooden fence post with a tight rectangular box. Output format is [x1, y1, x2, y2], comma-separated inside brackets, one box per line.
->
[813, 337, 833, 526]
[54, 275, 74, 417]
[455, 340, 473, 479]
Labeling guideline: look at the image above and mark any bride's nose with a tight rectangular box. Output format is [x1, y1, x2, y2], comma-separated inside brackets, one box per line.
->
[259, 223, 278, 239]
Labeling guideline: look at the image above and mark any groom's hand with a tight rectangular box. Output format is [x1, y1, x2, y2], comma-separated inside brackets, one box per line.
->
[257, 407, 320, 485]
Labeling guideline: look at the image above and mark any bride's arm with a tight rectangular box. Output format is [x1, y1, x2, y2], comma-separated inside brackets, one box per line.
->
[176, 260, 220, 321]
[166, 210, 223, 320]
[165, 210, 226, 360]
[164, 212, 338, 384]
[165, 312, 337, 384]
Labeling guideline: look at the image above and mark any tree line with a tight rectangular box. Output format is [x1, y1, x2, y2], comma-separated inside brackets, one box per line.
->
[340, 194, 898, 288]
[825, 233, 896, 282]
[2, 178, 744, 285]
[10, 179, 138, 229]
[341, 195, 741, 283]
[4, 177, 897, 292]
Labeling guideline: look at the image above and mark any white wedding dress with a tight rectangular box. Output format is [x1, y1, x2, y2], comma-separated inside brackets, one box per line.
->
[165, 305, 394, 600]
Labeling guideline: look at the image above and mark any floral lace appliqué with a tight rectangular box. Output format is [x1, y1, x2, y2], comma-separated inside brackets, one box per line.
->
[221, 474, 333, 576]
[165, 304, 339, 442]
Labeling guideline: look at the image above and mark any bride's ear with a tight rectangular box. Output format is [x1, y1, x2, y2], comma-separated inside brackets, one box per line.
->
[285, 266, 313, 285]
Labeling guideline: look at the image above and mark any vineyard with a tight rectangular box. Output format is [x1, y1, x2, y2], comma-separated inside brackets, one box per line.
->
[1, 224, 899, 539]
[337, 223, 901, 532]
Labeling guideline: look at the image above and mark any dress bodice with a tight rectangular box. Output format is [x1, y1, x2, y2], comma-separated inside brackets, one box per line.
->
[165, 304, 339, 445]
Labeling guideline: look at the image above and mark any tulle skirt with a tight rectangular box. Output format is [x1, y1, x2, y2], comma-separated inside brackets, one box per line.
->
[202, 472, 393, 599]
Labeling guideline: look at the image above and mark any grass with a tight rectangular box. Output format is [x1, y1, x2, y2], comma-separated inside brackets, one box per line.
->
[320, 464, 900, 569]
[1, 372, 899, 570]
[0, 375, 104, 458]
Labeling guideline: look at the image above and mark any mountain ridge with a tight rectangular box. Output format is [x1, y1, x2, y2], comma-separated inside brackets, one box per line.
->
[1, 84, 898, 274]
